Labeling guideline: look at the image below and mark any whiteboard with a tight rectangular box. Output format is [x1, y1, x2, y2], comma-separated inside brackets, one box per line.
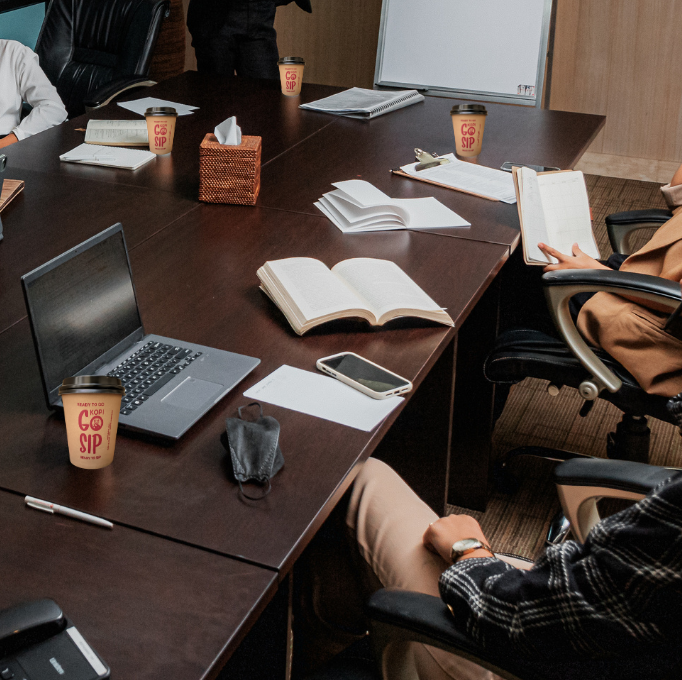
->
[374, 0, 553, 107]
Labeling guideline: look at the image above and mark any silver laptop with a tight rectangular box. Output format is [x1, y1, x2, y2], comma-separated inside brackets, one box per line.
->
[21, 223, 260, 440]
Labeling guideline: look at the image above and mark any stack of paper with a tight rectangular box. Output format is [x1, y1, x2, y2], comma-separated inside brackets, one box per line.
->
[117, 97, 199, 116]
[315, 180, 470, 233]
[60, 144, 156, 170]
[400, 153, 517, 203]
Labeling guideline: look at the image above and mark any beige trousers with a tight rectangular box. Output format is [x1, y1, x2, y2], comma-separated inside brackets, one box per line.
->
[345, 458, 500, 680]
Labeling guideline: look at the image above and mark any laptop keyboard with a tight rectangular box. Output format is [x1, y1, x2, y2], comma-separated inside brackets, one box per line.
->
[107, 341, 202, 416]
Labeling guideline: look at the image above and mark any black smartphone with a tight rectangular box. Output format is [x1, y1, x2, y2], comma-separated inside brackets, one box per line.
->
[500, 161, 560, 173]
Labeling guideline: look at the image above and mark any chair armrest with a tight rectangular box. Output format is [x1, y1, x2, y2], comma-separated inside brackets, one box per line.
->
[543, 269, 682, 399]
[367, 589, 533, 680]
[605, 209, 672, 255]
[83, 77, 157, 111]
[554, 458, 678, 542]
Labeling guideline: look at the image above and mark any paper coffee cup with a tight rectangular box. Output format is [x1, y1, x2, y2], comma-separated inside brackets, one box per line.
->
[451, 104, 487, 158]
[59, 376, 125, 469]
[278, 57, 305, 97]
[145, 106, 178, 155]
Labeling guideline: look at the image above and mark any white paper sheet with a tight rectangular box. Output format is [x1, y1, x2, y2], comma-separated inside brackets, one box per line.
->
[244, 365, 403, 432]
[401, 154, 517, 203]
[117, 97, 199, 116]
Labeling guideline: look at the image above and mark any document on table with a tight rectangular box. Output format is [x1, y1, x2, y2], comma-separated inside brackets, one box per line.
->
[400, 154, 517, 203]
[60, 144, 156, 170]
[244, 365, 404, 432]
[316, 179, 470, 232]
[117, 97, 199, 116]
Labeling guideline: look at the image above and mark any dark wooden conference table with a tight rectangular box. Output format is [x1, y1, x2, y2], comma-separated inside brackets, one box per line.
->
[0, 71, 605, 678]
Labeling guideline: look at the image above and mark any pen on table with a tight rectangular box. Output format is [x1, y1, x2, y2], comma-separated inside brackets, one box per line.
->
[24, 496, 113, 529]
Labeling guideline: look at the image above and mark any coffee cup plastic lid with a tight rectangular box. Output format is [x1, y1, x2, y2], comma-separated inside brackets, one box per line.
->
[144, 107, 178, 117]
[59, 375, 125, 395]
[278, 56, 305, 65]
[450, 104, 487, 115]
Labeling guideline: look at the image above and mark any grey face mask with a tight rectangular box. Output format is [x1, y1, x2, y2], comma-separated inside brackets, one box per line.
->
[225, 402, 284, 499]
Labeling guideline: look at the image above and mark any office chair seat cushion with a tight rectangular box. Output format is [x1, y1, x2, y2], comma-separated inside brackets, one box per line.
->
[605, 209, 673, 226]
[485, 328, 673, 422]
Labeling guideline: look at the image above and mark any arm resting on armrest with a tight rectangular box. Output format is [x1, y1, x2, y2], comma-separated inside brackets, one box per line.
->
[367, 589, 527, 680]
[605, 209, 673, 255]
[542, 269, 682, 398]
[554, 458, 678, 542]
[83, 77, 157, 111]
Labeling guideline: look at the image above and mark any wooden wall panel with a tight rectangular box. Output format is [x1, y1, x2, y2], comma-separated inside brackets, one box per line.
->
[274, 0, 383, 89]
[550, 0, 682, 164]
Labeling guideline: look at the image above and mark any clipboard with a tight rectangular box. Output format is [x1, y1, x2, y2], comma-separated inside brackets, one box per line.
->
[390, 168, 499, 202]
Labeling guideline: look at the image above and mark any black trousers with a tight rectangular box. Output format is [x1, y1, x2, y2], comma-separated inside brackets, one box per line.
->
[187, 0, 280, 79]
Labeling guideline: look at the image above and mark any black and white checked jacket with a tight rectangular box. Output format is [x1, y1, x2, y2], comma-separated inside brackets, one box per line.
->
[439, 472, 682, 668]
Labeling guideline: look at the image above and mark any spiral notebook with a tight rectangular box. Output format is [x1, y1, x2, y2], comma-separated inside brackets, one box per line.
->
[299, 88, 425, 119]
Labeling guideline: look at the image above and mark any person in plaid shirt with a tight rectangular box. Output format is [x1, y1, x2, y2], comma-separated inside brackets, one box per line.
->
[302, 429, 682, 680]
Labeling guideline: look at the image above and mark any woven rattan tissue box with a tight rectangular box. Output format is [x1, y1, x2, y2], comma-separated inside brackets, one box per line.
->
[199, 133, 262, 205]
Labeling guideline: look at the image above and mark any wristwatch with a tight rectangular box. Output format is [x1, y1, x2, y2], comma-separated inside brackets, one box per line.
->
[450, 538, 494, 563]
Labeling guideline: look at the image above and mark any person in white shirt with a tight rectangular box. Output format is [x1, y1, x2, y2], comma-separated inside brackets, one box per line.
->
[0, 39, 67, 149]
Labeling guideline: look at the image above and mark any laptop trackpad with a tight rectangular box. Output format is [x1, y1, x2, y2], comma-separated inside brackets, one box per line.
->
[161, 377, 224, 410]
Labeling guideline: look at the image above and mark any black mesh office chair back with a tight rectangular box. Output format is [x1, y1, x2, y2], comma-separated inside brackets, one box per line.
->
[35, 0, 170, 118]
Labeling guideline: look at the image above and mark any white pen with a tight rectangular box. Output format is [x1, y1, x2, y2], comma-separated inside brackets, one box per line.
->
[25, 496, 113, 529]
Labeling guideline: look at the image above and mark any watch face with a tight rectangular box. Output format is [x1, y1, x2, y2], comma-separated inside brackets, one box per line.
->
[452, 538, 481, 552]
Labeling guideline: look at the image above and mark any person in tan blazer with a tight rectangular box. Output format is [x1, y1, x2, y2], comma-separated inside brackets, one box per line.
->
[537, 173, 682, 398]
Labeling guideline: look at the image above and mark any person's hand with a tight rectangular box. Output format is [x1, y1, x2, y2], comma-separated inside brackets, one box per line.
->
[423, 514, 492, 564]
[538, 242, 609, 273]
[0, 133, 18, 149]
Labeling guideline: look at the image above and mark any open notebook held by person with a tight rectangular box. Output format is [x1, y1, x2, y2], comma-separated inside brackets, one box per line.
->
[525, 165, 682, 398]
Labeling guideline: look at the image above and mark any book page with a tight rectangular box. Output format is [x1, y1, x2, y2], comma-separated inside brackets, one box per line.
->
[332, 258, 443, 319]
[85, 120, 148, 146]
[518, 167, 551, 263]
[268, 258, 370, 320]
[537, 171, 600, 259]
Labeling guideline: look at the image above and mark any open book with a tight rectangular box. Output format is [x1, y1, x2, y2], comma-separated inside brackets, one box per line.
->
[85, 120, 148, 146]
[299, 88, 424, 119]
[257, 257, 454, 335]
[316, 180, 469, 232]
[513, 167, 600, 265]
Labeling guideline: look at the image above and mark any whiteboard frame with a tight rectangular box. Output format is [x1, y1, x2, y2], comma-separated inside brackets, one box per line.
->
[374, 0, 554, 108]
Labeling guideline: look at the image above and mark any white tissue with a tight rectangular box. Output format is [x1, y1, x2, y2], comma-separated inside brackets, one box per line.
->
[214, 116, 242, 145]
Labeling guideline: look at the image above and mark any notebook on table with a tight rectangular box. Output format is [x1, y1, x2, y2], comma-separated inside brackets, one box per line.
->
[299, 88, 424, 119]
[21, 224, 260, 440]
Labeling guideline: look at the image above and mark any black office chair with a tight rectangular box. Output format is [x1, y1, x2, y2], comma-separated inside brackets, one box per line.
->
[482, 209, 682, 543]
[307, 458, 682, 680]
[35, 0, 170, 118]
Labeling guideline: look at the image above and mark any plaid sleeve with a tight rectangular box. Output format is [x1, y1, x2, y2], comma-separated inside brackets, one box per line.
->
[439, 473, 682, 661]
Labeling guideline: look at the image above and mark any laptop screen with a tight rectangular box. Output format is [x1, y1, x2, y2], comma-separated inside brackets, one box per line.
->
[22, 226, 142, 399]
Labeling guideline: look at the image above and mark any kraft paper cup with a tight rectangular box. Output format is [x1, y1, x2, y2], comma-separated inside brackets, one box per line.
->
[278, 57, 305, 96]
[451, 104, 487, 158]
[59, 376, 125, 469]
[145, 106, 178, 155]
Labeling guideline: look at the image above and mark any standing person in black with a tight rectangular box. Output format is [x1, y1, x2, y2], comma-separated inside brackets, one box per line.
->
[187, 0, 312, 80]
